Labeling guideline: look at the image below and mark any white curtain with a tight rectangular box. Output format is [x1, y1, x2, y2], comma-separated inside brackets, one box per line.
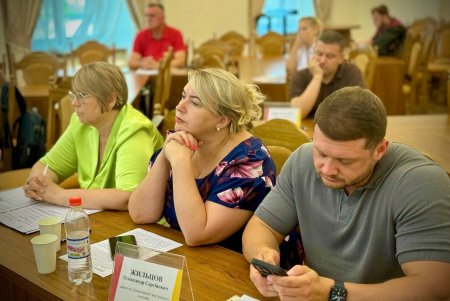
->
[314, 0, 333, 25]
[248, 0, 265, 56]
[126, 0, 147, 30]
[3, 0, 42, 60]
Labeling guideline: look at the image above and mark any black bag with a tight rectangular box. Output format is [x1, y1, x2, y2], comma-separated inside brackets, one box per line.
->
[12, 107, 46, 169]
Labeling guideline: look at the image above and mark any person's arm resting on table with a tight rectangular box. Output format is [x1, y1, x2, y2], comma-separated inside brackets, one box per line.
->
[25, 128, 155, 210]
[170, 49, 186, 68]
[243, 216, 450, 301]
[129, 52, 159, 70]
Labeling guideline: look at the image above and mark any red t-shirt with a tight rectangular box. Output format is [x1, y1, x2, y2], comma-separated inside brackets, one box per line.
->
[132, 25, 186, 61]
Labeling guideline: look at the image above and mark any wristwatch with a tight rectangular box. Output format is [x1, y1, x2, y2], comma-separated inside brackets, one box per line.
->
[329, 280, 347, 301]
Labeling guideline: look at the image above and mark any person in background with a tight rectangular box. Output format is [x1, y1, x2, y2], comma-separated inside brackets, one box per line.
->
[285, 16, 322, 78]
[243, 86, 450, 300]
[128, 3, 187, 70]
[371, 4, 406, 56]
[24, 62, 164, 210]
[290, 30, 366, 119]
[129, 68, 276, 253]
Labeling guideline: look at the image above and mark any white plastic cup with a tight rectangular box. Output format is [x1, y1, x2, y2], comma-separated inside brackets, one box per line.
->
[38, 216, 63, 251]
[31, 234, 58, 274]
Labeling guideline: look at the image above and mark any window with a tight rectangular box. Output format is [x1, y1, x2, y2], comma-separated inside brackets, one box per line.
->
[32, 0, 135, 54]
[256, 0, 315, 36]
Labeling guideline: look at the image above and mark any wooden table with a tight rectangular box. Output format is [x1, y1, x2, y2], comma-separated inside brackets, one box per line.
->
[239, 56, 287, 102]
[0, 211, 269, 301]
[372, 56, 406, 115]
[385, 114, 450, 173]
[302, 114, 450, 173]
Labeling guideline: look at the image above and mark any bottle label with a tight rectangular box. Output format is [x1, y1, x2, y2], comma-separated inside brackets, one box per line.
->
[67, 236, 90, 259]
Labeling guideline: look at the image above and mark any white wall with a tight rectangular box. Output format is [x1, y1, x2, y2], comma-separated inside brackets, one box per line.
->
[165, 0, 248, 54]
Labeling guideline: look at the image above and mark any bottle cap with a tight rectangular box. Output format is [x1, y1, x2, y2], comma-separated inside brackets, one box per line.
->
[69, 196, 82, 206]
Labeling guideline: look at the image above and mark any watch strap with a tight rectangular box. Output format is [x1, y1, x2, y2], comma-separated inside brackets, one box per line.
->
[329, 280, 347, 301]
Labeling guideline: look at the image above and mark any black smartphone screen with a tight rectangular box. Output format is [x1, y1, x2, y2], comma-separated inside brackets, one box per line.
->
[108, 235, 137, 259]
[251, 258, 287, 277]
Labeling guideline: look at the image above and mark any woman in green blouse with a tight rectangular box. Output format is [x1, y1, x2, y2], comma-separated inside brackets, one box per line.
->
[24, 62, 163, 210]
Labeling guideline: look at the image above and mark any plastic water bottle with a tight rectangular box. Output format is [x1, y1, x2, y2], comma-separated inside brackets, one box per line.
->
[64, 196, 93, 285]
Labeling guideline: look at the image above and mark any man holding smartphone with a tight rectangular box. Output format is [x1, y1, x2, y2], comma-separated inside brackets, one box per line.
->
[242, 87, 450, 301]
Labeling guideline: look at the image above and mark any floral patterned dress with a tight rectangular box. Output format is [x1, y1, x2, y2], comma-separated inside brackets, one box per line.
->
[148, 136, 277, 252]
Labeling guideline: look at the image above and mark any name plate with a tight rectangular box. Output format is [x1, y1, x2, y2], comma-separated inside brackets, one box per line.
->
[109, 254, 182, 301]
[264, 107, 301, 127]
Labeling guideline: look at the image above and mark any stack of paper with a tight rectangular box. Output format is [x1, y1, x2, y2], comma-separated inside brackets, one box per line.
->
[0, 187, 100, 234]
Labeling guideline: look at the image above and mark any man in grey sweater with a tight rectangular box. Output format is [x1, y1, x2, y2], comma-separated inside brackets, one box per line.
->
[243, 86, 450, 301]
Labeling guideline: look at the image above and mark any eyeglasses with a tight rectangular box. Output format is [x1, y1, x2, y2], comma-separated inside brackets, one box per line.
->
[68, 90, 92, 105]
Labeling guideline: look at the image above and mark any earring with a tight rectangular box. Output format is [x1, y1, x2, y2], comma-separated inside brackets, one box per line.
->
[216, 127, 220, 131]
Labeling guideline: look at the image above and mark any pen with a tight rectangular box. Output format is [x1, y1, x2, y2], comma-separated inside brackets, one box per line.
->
[43, 164, 48, 176]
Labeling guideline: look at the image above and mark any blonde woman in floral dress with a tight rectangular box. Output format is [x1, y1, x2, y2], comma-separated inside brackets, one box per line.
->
[129, 68, 276, 252]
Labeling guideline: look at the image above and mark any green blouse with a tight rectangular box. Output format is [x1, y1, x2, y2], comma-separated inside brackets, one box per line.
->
[41, 104, 163, 191]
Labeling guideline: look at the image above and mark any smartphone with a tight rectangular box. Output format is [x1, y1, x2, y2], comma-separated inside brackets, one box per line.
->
[250, 258, 287, 277]
[108, 235, 137, 259]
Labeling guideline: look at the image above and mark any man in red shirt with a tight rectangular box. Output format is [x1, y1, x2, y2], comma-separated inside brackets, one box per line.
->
[129, 4, 187, 69]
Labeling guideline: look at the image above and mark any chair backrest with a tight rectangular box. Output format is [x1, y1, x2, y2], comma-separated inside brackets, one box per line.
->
[219, 31, 247, 57]
[266, 145, 292, 176]
[158, 109, 176, 138]
[349, 44, 378, 89]
[401, 30, 422, 72]
[12, 51, 66, 85]
[196, 54, 226, 69]
[256, 32, 285, 57]
[46, 78, 73, 149]
[71, 40, 115, 67]
[249, 119, 311, 152]
[153, 49, 173, 117]
[405, 37, 422, 78]
[432, 23, 450, 62]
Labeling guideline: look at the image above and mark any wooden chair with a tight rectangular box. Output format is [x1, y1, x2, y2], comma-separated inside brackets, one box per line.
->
[430, 22, 450, 64]
[266, 145, 292, 176]
[428, 23, 450, 107]
[256, 32, 285, 57]
[157, 109, 176, 138]
[192, 39, 231, 69]
[406, 18, 438, 112]
[152, 49, 173, 122]
[402, 34, 423, 114]
[349, 43, 378, 90]
[71, 41, 115, 68]
[249, 119, 311, 152]
[11, 51, 66, 85]
[447, 69, 450, 115]
[219, 31, 247, 57]
[46, 78, 73, 149]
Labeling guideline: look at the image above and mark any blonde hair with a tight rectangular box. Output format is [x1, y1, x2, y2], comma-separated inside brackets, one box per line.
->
[72, 62, 127, 112]
[188, 68, 264, 134]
